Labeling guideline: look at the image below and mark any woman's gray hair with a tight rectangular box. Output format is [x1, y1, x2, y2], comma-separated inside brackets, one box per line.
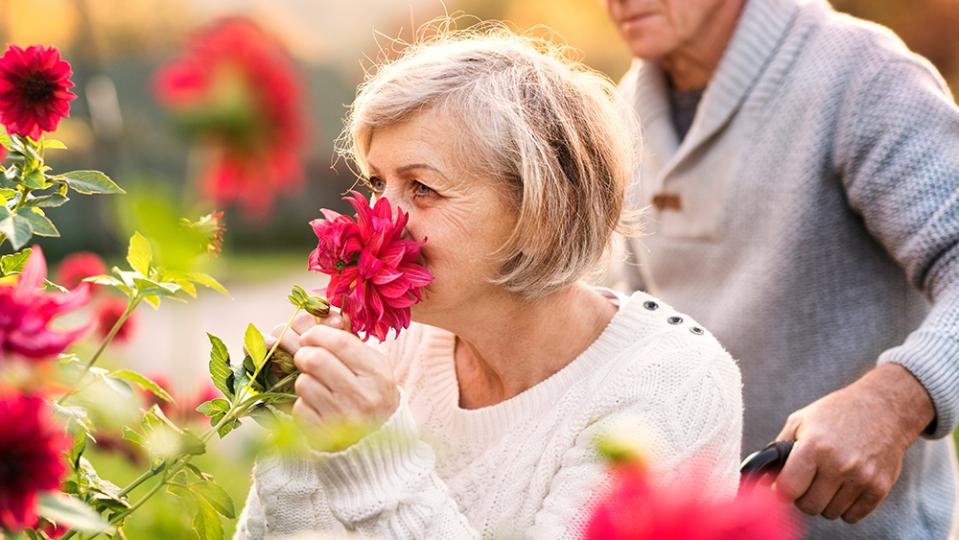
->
[339, 21, 640, 299]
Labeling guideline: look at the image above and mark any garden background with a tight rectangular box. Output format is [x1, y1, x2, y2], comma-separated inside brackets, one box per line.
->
[1, 0, 957, 537]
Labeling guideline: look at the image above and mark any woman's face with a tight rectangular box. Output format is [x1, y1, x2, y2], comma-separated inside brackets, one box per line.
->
[364, 110, 516, 326]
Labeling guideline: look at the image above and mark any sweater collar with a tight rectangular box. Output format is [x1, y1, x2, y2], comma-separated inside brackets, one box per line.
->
[628, 0, 801, 174]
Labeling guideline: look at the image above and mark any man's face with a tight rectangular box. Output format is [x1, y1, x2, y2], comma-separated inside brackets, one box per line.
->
[604, 0, 727, 60]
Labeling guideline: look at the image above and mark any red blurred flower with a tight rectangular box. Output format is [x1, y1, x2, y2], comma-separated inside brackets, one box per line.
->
[584, 464, 800, 540]
[308, 191, 432, 341]
[0, 143, 7, 161]
[0, 45, 76, 140]
[153, 18, 306, 219]
[55, 252, 107, 290]
[0, 393, 70, 531]
[94, 297, 136, 343]
[0, 247, 91, 362]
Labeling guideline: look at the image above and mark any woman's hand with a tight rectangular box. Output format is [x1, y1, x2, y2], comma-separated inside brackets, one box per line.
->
[289, 316, 400, 451]
[264, 311, 320, 357]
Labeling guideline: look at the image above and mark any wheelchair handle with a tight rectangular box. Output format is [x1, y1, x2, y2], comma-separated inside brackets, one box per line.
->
[740, 440, 794, 478]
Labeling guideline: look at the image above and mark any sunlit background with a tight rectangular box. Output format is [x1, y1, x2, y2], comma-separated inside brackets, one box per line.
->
[2, 0, 957, 537]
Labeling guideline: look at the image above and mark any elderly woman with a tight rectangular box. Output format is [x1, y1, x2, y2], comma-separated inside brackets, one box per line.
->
[235, 26, 742, 539]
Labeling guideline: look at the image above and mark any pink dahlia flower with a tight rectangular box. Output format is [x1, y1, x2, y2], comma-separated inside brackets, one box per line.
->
[0, 392, 70, 531]
[0, 45, 76, 140]
[308, 191, 432, 341]
[55, 252, 107, 291]
[584, 464, 800, 540]
[0, 247, 91, 362]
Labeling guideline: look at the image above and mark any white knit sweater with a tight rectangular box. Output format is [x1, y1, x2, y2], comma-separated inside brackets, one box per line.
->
[233, 290, 743, 539]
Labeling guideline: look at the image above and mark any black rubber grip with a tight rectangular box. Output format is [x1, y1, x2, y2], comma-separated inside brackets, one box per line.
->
[740, 440, 794, 477]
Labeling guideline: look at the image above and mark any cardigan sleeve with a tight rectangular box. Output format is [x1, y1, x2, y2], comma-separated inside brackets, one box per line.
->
[838, 56, 959, 439]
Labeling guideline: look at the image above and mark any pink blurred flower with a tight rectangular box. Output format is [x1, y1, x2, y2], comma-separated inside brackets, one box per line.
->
[0, 247, 91, 362]
[0, 392, 70, 532]
[584, 464, 799, 540]
[308, 191, 432, 341]
[153, 18, 306, 219]
[55, 252, 107, 290]
[94, 297, 136, 343]
[0, 45, 76, 140]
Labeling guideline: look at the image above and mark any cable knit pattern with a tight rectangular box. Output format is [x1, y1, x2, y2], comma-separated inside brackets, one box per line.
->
[616, 0, 959, 537]
[234, 290, 743, 539]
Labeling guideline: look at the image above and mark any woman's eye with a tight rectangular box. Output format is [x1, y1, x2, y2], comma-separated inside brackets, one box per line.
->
[367, 176, 385, 193]
[412, 181, 435, 197]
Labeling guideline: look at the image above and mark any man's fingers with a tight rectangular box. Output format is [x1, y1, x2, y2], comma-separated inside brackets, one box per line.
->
[776, 412, 801, 443]
[822, 481, 862, 520]
[773, 440, 817, 502]
[842, 488, 886, 523]
[795, 471, 843, 515]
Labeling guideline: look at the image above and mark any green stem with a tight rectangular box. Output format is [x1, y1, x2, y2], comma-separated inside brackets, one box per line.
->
[117, 459, 168, 499]
[56, 295, 142, 405]
[61, 306, 304, 537]
[246, 307, 302, 389]
[110, 475, 167, 524]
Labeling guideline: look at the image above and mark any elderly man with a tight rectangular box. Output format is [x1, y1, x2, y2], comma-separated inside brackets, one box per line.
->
[605, 0, 959, 537]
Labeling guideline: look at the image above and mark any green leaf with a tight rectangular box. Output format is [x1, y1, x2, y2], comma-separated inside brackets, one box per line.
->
[121, 426, 145, 448]
[190, 480, 235, 518]
[42, 138, 68, 150]
[127, 232, 152, 275]
[187, 271, 230, 296]
[195, 398, 230, 417]
[0, 248, 31, 275]
[99, 373, 133, 397]
[0, 212, 33, 250]
[244, 324, 267, 370]
[249, 404, 277, 429]
[38, 492, 114, 534]
[60, 170, 125, 195]
[207, 334, 234, 399]
[216, 417, 240, 438]
[192, 496, 224, 540]
[109, 369, 173, 403]
[132, 276, 180, 297]
[16, 208, 59, 237]
[143, 294, 161, 309]
[23, 168, 47, 189]
[23, 193, 69, 208]
[52, 403, 94, 433]
[0, 129, 11, 150]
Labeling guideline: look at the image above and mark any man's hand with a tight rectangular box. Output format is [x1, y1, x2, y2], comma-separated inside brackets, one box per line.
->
[773, 363, 934, 523]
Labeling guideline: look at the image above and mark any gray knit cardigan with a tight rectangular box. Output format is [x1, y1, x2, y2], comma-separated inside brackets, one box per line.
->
[618, 0, 959, 538]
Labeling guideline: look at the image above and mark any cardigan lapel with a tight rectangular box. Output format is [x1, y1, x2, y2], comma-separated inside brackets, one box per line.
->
[656, 0, 802, 177]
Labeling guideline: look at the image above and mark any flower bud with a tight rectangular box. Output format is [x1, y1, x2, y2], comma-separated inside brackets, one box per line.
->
[304, 296, 330, 318]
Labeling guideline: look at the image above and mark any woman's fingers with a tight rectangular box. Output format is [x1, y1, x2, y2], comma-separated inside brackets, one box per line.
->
[294, 345, 360, 390]
[299, 325, 376, 374]
[269, 322, 301, 355]
[291, 311, 318, 334]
